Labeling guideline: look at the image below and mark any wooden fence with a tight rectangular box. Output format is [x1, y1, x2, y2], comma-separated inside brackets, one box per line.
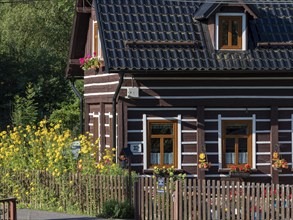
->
[136, 177, 293, 220]
[0, 197, 17, 220]
[0, 171, 133, 216]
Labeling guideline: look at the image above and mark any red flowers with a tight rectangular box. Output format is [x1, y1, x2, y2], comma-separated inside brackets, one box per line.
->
[230, 164, 251, 173]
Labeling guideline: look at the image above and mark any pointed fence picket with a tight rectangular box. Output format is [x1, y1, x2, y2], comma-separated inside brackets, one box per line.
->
[137, 177, 293, 220]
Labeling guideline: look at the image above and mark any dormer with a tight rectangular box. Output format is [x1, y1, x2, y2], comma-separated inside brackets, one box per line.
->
[194, 3, 259, 51]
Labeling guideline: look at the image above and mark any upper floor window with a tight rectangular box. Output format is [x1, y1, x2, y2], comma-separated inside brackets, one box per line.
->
[215, 13, 247, 50]
[147, 121, 177, 168]
[93, 21, 103, 60]
[222, 120, 252, 168]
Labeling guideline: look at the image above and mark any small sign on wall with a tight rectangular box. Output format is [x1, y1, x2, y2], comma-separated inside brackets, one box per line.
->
[129, 144, 142, 153]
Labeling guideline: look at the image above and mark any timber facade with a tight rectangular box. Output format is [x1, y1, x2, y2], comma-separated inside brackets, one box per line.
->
[67, 0, 293, 184]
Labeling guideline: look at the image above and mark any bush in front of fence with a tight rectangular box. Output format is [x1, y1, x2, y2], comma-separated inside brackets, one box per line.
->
[100, 199, 134, 219]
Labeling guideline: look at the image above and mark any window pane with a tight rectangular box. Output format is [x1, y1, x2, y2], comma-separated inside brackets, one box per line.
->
[226, 124, 248, 135]
[164, 138, 173, 165]
[221, 19, 229, 46]
[226, 138, 235, 164]
[150, 138, 160, 165]
[238, 138, 248, 164]
[232, 20, 239, 46]
[151, 123, 173, 135]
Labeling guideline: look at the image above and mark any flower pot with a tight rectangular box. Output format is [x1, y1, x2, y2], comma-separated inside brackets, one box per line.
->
[229, 172, 250, 178]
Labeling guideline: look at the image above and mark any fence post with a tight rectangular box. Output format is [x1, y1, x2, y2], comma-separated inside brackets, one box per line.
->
[174, 181, 179, 220]
[134, 180, 140, 220]
[9, 197, 17, 220]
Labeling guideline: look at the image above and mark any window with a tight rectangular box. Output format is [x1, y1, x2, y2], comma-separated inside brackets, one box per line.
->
[222, 120, 252, 168]
[147, 121, 177, 168]
[215, 13, 246, 50]
[93, 21, 103, 60]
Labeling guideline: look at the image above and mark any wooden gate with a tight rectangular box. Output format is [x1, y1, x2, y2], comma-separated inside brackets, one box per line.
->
[0, 198, 17, 220]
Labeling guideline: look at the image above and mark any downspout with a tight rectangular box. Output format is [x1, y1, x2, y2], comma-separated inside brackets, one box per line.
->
[70, 79, 84, 134]
[112, 72, 124, 162]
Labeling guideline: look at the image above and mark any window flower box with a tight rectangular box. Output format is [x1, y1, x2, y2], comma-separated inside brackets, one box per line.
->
[229, 171, 250, 178]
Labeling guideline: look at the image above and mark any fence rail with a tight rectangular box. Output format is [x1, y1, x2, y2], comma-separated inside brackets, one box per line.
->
[0, 197, 17, 220]
[137, 177, 293, 220]
[0, 171, 133, 216]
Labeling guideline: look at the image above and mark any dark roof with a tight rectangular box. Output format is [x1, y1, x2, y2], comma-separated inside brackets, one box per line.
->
[95, 0, 293, 73]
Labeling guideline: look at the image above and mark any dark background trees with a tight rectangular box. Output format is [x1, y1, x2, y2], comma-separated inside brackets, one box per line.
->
[0, 0, 81, 134]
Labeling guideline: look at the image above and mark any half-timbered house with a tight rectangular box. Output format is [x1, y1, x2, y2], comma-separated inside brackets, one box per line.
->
[66, 0, 293, 184]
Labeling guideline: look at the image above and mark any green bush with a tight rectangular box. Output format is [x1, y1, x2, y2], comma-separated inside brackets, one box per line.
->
[101, 200, 134, 219]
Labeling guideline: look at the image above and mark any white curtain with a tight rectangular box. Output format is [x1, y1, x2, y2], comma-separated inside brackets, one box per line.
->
[151, 153, 160, 165]
[238, 152, 248, 164]
[226, 153, 235, 164]
[164, 153, 173, 165]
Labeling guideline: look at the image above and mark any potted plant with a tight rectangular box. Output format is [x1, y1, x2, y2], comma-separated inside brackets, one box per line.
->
[272, 151, 288, 172]
[198, 153, 211, 170]
[79, 52, 100, 71]
[229, 164, 251, 178]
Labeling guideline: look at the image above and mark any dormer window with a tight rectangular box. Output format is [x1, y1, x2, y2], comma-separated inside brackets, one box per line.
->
[215, 13, 247, 50]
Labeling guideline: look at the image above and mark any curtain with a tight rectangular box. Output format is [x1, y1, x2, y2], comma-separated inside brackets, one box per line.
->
[164, 153, 173, 165]
[150, 153, 160, 165]
[226, 153, 235, 164]
[238, 152, 248, 164]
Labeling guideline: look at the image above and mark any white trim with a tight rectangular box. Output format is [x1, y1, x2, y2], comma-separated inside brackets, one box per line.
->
[182, 152, 197, 155]
[182, 141, 197, 145]
[256, 152, 270, 155]
[252, 114, 256, 169]
[128, 130, 143, 133]
[279, 108, 293, 111]
[143, 114, 147, 170]
[182, 119, 197, 122]
[279, 141, 292, 144]
[279, 119, 292, 122]
[256, 163, 271, 166]
[291, 114, 293, 168]
[205, 108, 270, 111]
[206, 152, 219, 155]
[124, 76, 293, 81]
[89, 123, 93, 126]
[182, 130, 197, 133]
[222, 117, 253, 120]
[205, 119, 218, 122]
[250, 174, 271, 177]
[186, 174, 198, 177]
[131, 163, 144, 167]
[122, 86, 293, 90]
[279, 174, 293, 177]
[105, 145, 110, 148]
[256, 119, 270, 122]
[147, 117, 179, 120]
[84, 73, 117, 79]
[215, 13, 247, 50]
[205, 130, 218, 133]
[136, 96, 293, 100]
[178, 114, 182, 169]
[279, 130, 292, 133]
[89, 113, 94, 116]
[128, 119, 143, 122]
[280, 152, 292, 155]
[182, 163, 197, 166]
[85, 81, 119, 87]
[84, 92, 115, 96]
[205, 141, 218, 144]
[218, 115, 222, 169]
[128, 107, 196, 111]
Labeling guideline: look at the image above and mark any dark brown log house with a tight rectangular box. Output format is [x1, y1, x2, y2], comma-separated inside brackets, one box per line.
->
[66, 0, 293, 184]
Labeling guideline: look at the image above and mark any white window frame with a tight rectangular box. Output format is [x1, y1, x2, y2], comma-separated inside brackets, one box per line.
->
[215, 13, 247, 51]
[218, 114, 256, 169]
[143, 114, 182, 170]
[92, 20, 103, 60]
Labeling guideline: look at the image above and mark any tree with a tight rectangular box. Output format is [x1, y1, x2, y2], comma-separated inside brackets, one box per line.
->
[12, 82, 38, 126]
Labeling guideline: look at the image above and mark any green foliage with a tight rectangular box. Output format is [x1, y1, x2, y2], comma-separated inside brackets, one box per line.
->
[12, 82, 38, 126]
[0, 0, 77, 128]
[101, 200, 134, 219]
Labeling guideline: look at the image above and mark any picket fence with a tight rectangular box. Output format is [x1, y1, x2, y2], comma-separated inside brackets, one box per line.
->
[136, 177, 293, 220]
[0, 171, 133, 216]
